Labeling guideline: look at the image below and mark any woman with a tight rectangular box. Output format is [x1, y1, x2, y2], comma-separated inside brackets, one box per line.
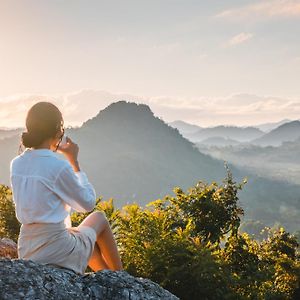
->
[10, 101, 123, 275]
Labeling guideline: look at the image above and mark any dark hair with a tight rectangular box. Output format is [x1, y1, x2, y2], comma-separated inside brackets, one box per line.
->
[21, 102, 63, 148]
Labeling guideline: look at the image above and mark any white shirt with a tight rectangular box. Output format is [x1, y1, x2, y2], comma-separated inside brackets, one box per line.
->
[10, 148, 96, 227]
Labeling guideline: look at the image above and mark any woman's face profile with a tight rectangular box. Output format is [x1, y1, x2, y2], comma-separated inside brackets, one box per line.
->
[52, 123, 65, 152]
[32, 123, 64, 151]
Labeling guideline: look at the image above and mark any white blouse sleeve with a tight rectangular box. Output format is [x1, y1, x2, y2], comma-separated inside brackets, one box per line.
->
[54, 163, 96, 212]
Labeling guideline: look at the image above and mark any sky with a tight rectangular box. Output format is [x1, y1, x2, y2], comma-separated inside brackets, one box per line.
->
[0, 0, 300, 128]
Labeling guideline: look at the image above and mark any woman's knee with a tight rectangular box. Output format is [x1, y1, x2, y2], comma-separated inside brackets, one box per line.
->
[89, 211, 109, 234]
[80, 211, 108, 234]
[93, 211, 108, 221]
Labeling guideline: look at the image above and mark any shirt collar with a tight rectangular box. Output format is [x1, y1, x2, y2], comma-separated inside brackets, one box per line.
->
[23, 148, 57, 157]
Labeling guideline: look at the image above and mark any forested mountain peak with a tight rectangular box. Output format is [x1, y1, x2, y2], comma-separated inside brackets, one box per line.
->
[81, 101, 155, 128]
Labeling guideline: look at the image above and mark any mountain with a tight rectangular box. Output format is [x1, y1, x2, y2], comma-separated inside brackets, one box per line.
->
[190, 126, 264, 143]
[0, 128, 23, 140]
[168, 120, 202, 136]
[0, 101, 300, 232]
[0, 135, 21, 184]
[255, 119, 292, 133]
[66, 101, 225, 205]
[252, 120, 300, 146]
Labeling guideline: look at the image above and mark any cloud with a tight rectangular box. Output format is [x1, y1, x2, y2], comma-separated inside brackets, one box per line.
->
[147, 93, 300, 126]
[0, 91, 299, 128]
[0, 90, 144, 128]
[216, 0, 300, 21]
[226, 32, 254, 47]
[0, 94, 58, 128]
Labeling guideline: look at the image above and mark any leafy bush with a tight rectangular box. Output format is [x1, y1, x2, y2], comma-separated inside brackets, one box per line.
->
[0, 184, 20, 242]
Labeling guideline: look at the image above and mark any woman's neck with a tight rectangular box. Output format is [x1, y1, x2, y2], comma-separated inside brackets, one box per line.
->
[33, 139, 53, 150]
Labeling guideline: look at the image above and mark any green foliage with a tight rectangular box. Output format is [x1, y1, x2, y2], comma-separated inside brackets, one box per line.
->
[71, 197, 119, 234]
[151, 168, 245, 244]
[1, 171, 299, 300]
[0, 184, 20, 242]
[259, 228, 300, 299]
[97, 170, 299, 300]
[114, 203, 235, 299]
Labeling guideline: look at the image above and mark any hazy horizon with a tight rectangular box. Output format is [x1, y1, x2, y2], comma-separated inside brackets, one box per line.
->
[0, 91, 298, 129]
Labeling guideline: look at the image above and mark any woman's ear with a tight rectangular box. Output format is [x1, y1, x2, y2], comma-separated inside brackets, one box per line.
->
[57, 127, 64, 141]
[53, 132, 59, 141]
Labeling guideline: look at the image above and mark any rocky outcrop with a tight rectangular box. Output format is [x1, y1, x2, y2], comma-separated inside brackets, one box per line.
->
[0, 238, 17, 258]
[0, 258, 179, 299]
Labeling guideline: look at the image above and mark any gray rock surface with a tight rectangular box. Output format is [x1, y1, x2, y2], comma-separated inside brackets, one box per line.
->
[0, 238, 17, 258]
[0, 258, 179, 299]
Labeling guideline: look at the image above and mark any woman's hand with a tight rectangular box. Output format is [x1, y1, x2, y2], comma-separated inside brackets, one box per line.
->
[57, 137, 81, 172]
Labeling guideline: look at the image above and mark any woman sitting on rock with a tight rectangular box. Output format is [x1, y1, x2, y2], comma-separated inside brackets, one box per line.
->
[10, 101, 123, 275]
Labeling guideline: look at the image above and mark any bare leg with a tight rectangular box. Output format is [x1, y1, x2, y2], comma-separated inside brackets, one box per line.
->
[95, 221, 123, 271]
[88, 243, 109, 271]
[79, 211, 123, 271]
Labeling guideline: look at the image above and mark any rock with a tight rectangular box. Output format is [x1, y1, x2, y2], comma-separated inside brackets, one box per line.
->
[0, 258, 179, 299]
[0, 238, 17, 258]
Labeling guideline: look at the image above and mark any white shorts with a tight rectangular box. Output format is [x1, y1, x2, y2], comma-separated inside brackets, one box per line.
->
[18, 221, 97, 275]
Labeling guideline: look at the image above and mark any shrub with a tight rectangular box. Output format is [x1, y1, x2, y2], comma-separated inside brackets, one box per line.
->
[0, 184, 20, 242]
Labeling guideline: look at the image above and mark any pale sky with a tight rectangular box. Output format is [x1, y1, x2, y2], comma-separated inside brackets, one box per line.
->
[0, 0, 300, 127]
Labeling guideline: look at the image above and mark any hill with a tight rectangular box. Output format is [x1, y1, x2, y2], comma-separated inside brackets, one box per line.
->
[0, 135, 21, 184]
[190, 126, 264, 143]
[168, 120, 202, 135]
[255, 119, 292, 133]
[252, 120, 300, 146]
[0, 128, 23, 140]
[0, 101, 300, 232]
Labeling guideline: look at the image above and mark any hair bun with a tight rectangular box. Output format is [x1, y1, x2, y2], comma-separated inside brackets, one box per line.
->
[21, 131, 44, 148]
[21, 102, 63, 149]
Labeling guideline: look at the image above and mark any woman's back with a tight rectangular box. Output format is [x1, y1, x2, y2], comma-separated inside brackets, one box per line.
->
[11, 148, 96, 225]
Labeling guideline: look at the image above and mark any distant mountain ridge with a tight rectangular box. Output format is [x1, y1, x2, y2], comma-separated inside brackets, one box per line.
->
[169, 121, 264, 143]
[168, 119, 300, 146]
[168, 120, 201, 135]
[252, 120, 300, 146]
[255, 119, 292, 132]
[190, 126, 264, 143]
[0, 128, 23, 140]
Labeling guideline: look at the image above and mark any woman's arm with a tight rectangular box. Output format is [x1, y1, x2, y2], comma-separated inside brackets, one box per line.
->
[54, 162, 96, 212]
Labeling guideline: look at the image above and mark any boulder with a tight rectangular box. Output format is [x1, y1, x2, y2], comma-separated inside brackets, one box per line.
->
[0, 238, 17, 258]
[0, 258, 179, 299]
